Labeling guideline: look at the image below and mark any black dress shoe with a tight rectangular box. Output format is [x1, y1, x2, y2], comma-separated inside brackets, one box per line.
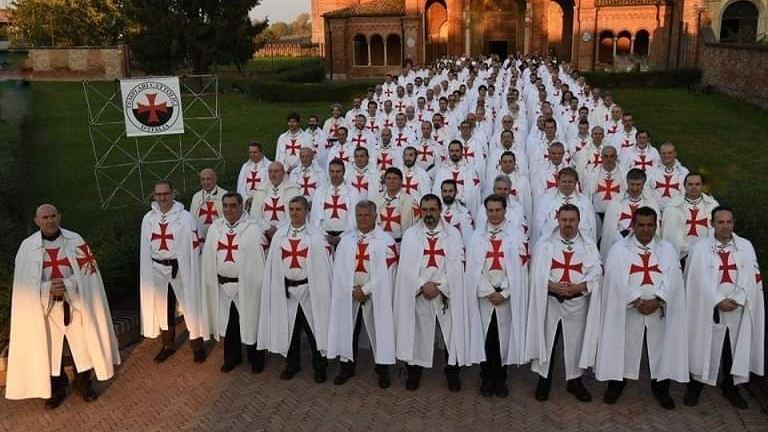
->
[154, 347, 176, 363]
[193, 348, 207, 363]
[722, 386, 748, 410]
[333, 372, 353, 386]
[314, 369, 327, 384]
[535, 377, 551, 401]
[405, 377, 420, 391]
[448, 378, 461, 393]
[220, 361, 240, 373]
[684, 381, 703, 407]
[81, 389, 98, 403]
[280, 367, 300, 380]
[603, 380, 626, 404]
[494, 381, 509, 398]
[654, 392, 676, 410]
[44, 393, 66, 410]
[480, 379, 494, 397]
[378, 375, 391, 389]
[567, 378, 592, 402]
[251, 362, 265, 375]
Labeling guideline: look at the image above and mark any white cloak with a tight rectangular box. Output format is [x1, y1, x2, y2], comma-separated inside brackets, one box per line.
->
[661, 193, 719, 259]
[189, 185, 227, 241]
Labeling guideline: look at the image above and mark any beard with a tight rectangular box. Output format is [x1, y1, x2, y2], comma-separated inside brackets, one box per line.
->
[423, 215, 437, 226]
[442, 195, 455, 205]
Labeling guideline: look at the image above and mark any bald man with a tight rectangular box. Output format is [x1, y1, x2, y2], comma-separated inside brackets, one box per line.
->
[6, 205, 120, 408]
[190, 168, 227, 244]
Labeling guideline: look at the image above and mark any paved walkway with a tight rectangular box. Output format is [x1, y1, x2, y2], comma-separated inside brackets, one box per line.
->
[1, 338, 766, 431]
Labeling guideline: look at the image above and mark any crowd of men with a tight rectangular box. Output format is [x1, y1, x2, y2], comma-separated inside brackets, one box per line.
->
[6, 55, 764, 414]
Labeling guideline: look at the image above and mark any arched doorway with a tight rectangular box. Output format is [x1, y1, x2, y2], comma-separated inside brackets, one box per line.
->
[353, 34, 369, 66]
[634, 30, 650, 56]
[598, 30, 614, 64]
[468, 0, 526, 58]
[720, 1, 759, 42]
[426, 0, 449, 62]
[370, 35, 385, 65]
[386, 34, 403, 65]
[547, 0, 574, 61]
[616, 30, 632, 55]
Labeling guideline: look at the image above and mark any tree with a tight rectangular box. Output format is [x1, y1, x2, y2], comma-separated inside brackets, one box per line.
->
[125, 0, 268, 74]
[11, 0, 126, 46]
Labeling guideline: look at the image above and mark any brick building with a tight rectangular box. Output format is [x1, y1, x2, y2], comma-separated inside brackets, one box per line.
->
[314, 0, 767, 78]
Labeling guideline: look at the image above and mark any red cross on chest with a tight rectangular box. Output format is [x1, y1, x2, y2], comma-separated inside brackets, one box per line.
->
[336, 148, 350, 163]
[395, 133, 409, 147]
[281, 238, 309, 269]
[520, 241, 530, 266]
[589, 151, 603, 169]
[629, 252, 662, 286]
[246, 170, 261, 190]
[217, 233, 239, 263]
[355, 242, 370, 273]
[351, 134, 367, 148]
[462, 146, 475, 161]
[44, 247, 72, 279]
[285, 139, 301, 156]
[384, 88, 393, 97]
[193, 230, 202, 250]
[324, 194, 348, 219]
[137, 93, 168, 124]
[403, 175, 419, 195]
[198, 201, 218, 224]
[377, 151, 394, 170]
[451, 170, 465, 187]
[151, 222, 174, 251]
[597, 178, 620, 200]
[423, 237, 446, 268]
[718, 251, 738, 284]
[619, 203, 640, 223]
[551, 250, 583, 284]
[380, 206, 401, 231]
[485, 238, 505, 271]
[686, 207, 709, 236]
[417, 144, 434, 162]
[264, 197, 285, 222]
[366, 122, 379, 134]
[76, 243, 98, 275]
[386, 243, 399, 268]
[300, 174, 317, 196]
[351, 174, 369, 192]
[655, 174, 680, 198]
[395, 100, 406, 111]
[634, 154, 653, 170]
[383, 118, 393, 128]
[546, 172, 558, 190]
[330, 123, 341, 136]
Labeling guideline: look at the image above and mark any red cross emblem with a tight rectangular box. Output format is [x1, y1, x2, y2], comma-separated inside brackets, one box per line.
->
[655, 174, 680, 198]
[417, 144, 434, 162]
[395, 100, 406, 111]
[384, 87, 393, 97]
[433, 135, 445, 147]
[330, 123, 341, 137]
[462, 146, 475, 161]
[351, 174, 369, 192]
[336, 149, 350, 164]
[354, 242, 370, 272]
[718, 251, 737, 284]
[630, 252, 662, 285]
[281, 238, 309, 269]
[264, 197, 285, 222]
[43, 247, 72, 279]
[520, 241, 530, 266]
[451, 170, 465, 187]
[485, 239, 505, 271]
[386, 243, 399, 268]
[551, 250, 583, 284]
[634, 154, 653, 170]
[75, 243, 98, 275]
[137, 93, 168, 124]
[757, 272, 763, 284]
[377, 152, 394, 170]
[246, 170, 261, 190]
[589, 151, 603, 169]
[351, 134, 367, 148]
[198, 201, 218, 225]
[423, 237, 446, 268]
[380, 206, 401, 231]
[366, 121, 379, 134]
[193, 230, 202, 250]
[546, 173, 558, 190]
[324, 194, 348, 219]
[597, 178, 620, 200]
[403, 175, 419, 195]
[395, 133, 409, 147]
[686, 208, 709, 236]
[300, 175, 317, 196]
[575, 140, 587, 153]
[619, 204, 640, 223]
[217, 233, 239, 263]
[151, 222, 174, 251]
[285, 139, 301, 156]
[383, 119, 393, 128]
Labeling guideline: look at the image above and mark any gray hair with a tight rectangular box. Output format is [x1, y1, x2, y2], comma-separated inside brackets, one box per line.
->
[493, 174, 512, 188]
[355, 200, 377, 214]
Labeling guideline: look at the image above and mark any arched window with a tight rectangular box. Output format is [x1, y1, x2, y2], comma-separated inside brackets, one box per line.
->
[353, 34, 368, 66]
[634, 30, 650, 56]
[616, 30, 632, 55]
[386, 34, 402, 66]
[598, 30, 615, 64]
[426, 0, 449, 62]
[370, 34, 385, 66]
[720, 1, 759, 42]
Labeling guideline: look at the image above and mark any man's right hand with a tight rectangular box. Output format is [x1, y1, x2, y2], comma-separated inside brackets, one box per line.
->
[718, 298, 739, 312]
[50, 279, 67, 297]
[421, 282, 441, 300]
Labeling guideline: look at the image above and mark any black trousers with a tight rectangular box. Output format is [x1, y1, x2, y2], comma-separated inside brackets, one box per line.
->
[542, 321, 563, 383]
[161, 283, 203, 350]
[340, 307, 389, 377]
[286, 306, 327, 371]
[406, 320, 460, 381]
[223, 302, 263, 367]
[50, 340, 92, 397]
[480, 311, 507, 382]
[720, 329, 735, 388]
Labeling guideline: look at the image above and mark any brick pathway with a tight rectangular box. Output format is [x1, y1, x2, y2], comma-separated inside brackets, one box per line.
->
[1, 338, 766, 431]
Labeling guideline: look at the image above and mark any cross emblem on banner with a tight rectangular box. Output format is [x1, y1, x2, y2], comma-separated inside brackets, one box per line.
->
[44, 247, 72, 279]
[655, 174, 680, 198]
[380, 206, 401, 231]
[281, 238, 309, 269]
[264, 197, 285, 222]
[246, 170, 261, 190]
[355, 242, 370, 272]
[217, 233, 239, 262]
[137, 93, 168, 124]
[198, 201, 218, 224]
[423, 237, 446, 268]
[597, 178, 620, 200]
[485, 239, 505, 271]
[718, 251, 737, 284]
[324, 194, 348, 219]
[686, 208, 708, 236]
[551, 250, 583, 284]
[630, 252, 662, 285]
[151, 222, 174, 251]
[300, 175, 317, 196]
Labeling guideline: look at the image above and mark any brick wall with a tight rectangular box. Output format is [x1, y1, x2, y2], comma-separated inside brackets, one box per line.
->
[701, 42, 768, 107]
[24, 45, 127, 80]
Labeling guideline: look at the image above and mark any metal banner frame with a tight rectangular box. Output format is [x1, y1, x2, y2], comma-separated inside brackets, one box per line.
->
[83, 75, 224, 209]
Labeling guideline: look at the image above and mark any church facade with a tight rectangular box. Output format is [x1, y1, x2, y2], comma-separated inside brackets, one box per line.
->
[313, 0, 767, 78]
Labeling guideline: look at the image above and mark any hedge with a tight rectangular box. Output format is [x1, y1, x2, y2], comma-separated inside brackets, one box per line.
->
[582, 69, 702, 89]
[247, 79, 378, 103]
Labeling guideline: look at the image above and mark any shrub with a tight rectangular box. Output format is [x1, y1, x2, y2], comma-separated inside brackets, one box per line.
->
[247, 79, 377, 103]
[582, 69, 702, 89]
[273, 61, 325, 83]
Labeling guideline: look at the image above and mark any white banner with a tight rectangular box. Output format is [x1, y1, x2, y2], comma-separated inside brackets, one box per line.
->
[120, 77, 185, 137]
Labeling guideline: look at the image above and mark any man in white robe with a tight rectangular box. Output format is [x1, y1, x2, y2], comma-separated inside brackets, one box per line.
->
[249, 162, 300, 244]
[401, 146, 433, 201]
[582, 145, 625, 227]
[288, 147, 327, 205]
[440, 179, 474, 245]
[275, 112, 309, 173]
[596, 207, 688, 410]
[431, 140, 482, 219]
[525, 204, 601, 402]
[600, 168, 660, 258]
[259, 196, 331, 383]
[310, 158, 361, 248]
[609, 111, 637, 151]
[661, 172, 719, 262]
[645, 142, 689, 208]
[6, 204, 119, 407]
[620, 130, 660, 173]
[190, 168, 226, 243]
[304, 114, 329, 165]
[322, 103, 349, 139]
[327, 201, 398, 388]
[200, 193, 266, 373]
[376, 128, 404, 172]
[372, 167, 418, 244]
[573, 126, 607, 185]
[531, 142, 572, 201]
[394, 194, 473, 391]
[236, 141, 271, 199]
[139, 180, 206, 363]
[466, 195, 528, 398]
[326, 126, 356, 171]
[345, 146, 381, 199]
[683, 206, 764, 409]
[533, 167, 596, 245]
